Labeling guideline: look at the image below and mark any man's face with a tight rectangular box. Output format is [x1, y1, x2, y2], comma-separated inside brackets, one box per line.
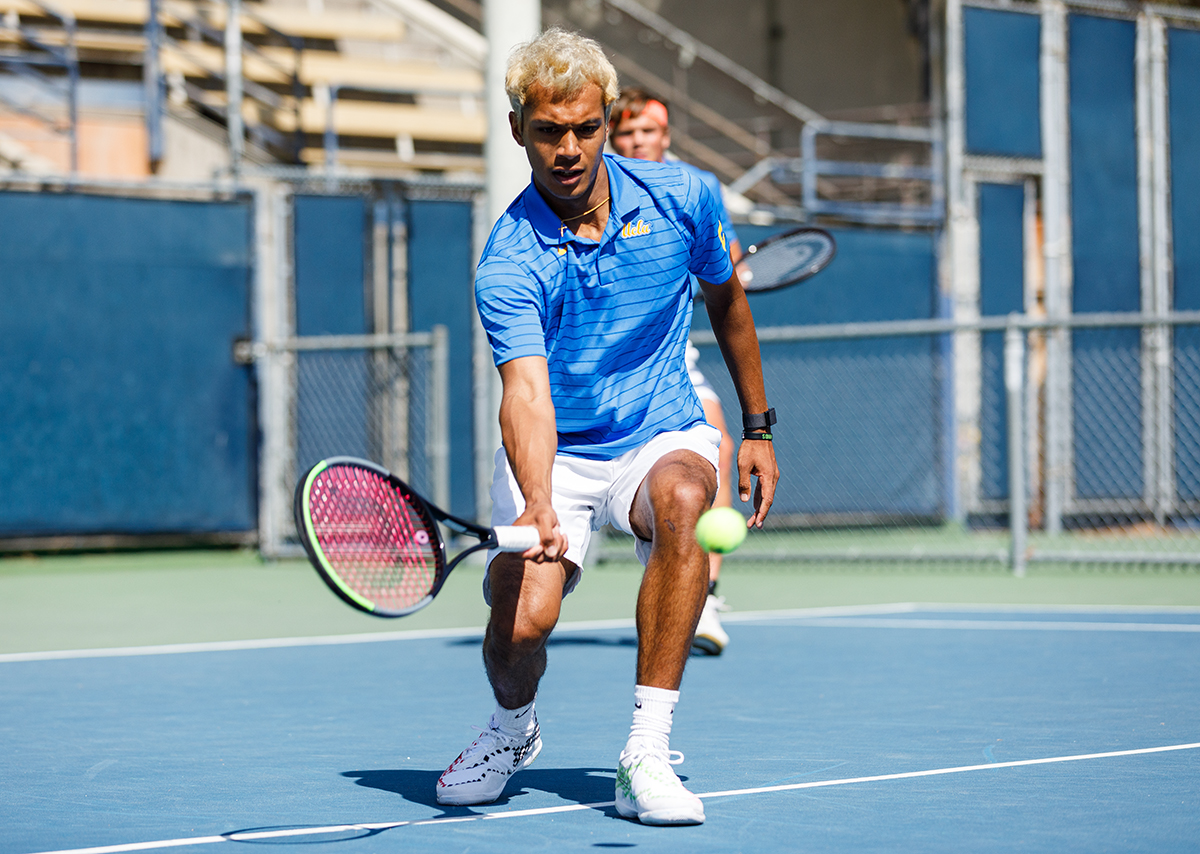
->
[609, 111, 669, 162]
[510, 83, 608, 207]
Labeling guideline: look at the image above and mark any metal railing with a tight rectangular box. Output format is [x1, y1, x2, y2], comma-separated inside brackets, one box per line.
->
[145, 0, 306, 175]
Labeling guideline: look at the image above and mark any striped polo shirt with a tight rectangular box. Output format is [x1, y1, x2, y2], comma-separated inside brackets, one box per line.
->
[475, 153, 734, 459]
[675, 158, 740, 253]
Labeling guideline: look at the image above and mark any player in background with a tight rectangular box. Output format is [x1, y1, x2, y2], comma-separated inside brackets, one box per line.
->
[436, 29, 778, 826]
[609, 88, 740, 656]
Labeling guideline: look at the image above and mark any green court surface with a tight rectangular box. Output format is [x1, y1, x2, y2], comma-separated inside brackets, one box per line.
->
[3, 545, 1200, 655]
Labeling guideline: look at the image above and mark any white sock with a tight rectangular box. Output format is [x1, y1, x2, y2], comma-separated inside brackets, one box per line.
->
[627, 685, 678, 753]
[491, 698, 537, 738]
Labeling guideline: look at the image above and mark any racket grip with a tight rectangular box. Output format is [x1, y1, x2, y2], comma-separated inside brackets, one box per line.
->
[492, 525, 541, 552]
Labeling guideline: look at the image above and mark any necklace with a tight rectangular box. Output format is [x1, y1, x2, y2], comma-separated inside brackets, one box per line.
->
[560, 196, 610, 223]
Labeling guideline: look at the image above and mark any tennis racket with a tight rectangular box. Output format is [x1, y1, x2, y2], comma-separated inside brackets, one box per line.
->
[294, 456, 539, 617]
[738, 226, 837, 292]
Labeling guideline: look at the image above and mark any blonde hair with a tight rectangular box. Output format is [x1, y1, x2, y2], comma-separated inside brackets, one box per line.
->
[505, 28, 620, 125]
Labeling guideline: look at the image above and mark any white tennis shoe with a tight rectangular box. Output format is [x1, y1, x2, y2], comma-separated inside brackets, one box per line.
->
[615, 745, 705, 825]
[436, 715, 542, 805]
[692, 593, 730, 655]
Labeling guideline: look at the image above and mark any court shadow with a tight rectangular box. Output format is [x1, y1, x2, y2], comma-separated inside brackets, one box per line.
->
[545, 635, 637, 648]
[447, 635, 637, 648]
[343, 766, 618, 814]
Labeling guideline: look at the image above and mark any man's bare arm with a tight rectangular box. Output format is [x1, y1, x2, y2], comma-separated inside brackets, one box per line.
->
[497, 355, 569, 560]
[697, 271, 780, 527]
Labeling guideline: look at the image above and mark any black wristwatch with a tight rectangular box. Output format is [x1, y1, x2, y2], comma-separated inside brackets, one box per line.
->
[741, 408, 776, 440]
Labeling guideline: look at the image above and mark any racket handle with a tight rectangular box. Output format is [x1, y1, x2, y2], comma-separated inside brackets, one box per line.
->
[492, 525, 541, 552]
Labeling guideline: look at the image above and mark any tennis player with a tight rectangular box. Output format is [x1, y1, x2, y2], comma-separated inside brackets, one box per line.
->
[436, 28, 779, 826]
[609, 87, 741, 657]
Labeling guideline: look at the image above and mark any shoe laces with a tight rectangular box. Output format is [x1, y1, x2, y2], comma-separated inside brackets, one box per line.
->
[468, 719, 533, 747]
[623, 745, 686, 766]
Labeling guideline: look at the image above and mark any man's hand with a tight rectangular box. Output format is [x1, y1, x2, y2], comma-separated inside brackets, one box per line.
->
[515, 498, 569, 562]
[736, 439, 779, 528]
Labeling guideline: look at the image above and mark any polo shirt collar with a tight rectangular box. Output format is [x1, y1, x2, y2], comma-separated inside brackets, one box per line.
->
[521, 154, 642, 246]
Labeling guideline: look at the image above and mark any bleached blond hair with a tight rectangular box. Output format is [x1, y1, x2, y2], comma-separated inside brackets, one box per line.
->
[505, 28, 620, 125]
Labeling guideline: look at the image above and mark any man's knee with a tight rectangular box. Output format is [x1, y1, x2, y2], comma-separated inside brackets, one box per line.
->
[630, 451, 717, 541]
[485, 556, 565, 660]
[649, 457, 717, 516]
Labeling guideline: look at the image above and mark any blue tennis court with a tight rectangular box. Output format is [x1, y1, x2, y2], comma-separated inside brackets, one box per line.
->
[3, 604, 1198, 853]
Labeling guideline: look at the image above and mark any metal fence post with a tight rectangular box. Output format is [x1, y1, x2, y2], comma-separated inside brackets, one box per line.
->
[1005, 319, 1027, 577]
[1040, 0, 1070, 537]
[224, 0, 244, 179]
[428, 324, 451, 512]
[143, 0, 162, 170]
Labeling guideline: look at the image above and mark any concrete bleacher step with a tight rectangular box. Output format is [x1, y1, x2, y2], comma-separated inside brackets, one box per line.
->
[160, 41, 482, 94]
[0, 0, 407, 42]
[188, 86, 482, 143]
[0, 129, 57, 172]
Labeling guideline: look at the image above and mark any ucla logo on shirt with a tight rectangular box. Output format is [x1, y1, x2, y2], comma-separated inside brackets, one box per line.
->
[621, 219, 652, 239]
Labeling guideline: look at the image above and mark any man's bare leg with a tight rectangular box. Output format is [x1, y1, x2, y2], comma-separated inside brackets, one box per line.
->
[615, 448, 716, 825]
[630, 449, 718, 687]
[483, 555, 570, 708]
[437, 555, 569, 805]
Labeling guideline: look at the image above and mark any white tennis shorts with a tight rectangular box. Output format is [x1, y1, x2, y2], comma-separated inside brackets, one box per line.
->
[484, 423, 721, 604]
[686, 341, 721, 405]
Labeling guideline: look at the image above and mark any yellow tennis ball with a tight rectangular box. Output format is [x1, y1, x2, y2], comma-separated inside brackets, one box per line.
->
[695, 507, 747, 554]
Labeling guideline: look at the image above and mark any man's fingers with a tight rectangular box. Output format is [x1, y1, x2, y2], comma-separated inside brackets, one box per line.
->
[539, 525, 566, 561]
[749, 479, 776, 527]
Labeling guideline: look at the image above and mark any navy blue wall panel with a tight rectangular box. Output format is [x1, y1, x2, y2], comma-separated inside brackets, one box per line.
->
[693, 227, 943, 519]
[1069, 14, 1143, 501]
[978, 183, 1026, 502]
[1170, 27, 1200, 503]
[0, 192, 254, 535]
[964, 7, 1042, 158]
[292, 195, 370, 471]
[407, 199, 477, 520]
[293, 195, 367, 336]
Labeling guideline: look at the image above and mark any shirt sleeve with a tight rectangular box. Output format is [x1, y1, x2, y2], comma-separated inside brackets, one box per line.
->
[686, 176, 735, 286]
[475, 259, 546, 367]
[698, 170, 740, 250]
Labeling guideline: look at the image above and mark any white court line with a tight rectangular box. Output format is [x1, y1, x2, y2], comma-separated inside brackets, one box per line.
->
[4, 602, 1200, 664]
[721, 601, 1200, 623]
[23, 742, 1200, 854]
[760, 617, 1200, 633]
[0, 605, 911, 664]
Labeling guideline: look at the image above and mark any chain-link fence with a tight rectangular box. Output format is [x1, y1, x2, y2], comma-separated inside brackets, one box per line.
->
[595, 313, 1200, 572]
[253, 329, 449, 558]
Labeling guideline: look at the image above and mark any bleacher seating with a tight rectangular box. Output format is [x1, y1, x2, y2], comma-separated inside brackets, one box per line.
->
[0, 0, 485, 177]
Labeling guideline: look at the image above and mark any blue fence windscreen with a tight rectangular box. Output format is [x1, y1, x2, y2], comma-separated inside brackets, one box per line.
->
[693, 227, 943, 520]
[964, 6, 1042, 159]
[292, 195, 370, 472]
[294, 195, 367, 337]
[978, 182, 1026, 502]
[1170, 26, 1200, 503]
[407, 199, 477, 520]
[0, 192, 254, 535]
[1069, 13, 1142, 502]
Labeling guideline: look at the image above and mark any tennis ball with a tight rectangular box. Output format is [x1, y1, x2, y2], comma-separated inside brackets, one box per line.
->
[695, 507, 747, 554]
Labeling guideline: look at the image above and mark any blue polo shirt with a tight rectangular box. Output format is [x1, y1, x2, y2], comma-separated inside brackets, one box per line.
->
[476, 153, 734, 459]
[675, 159, 739, 251]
